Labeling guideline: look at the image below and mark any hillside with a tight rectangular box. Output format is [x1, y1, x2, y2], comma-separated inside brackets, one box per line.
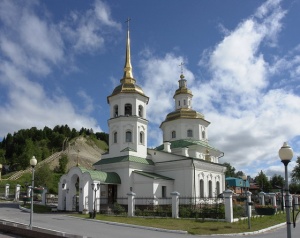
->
[49, 136, 106, 171]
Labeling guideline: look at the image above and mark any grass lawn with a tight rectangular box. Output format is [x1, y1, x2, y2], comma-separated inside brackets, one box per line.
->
[73, 212, 287, 235]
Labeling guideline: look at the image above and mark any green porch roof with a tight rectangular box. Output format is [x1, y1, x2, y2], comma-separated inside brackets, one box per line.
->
[78, 167, 121, 184]
[133, 170, 174, 180]
[155, 139, 220, 152]
[93, 155, 154, 166]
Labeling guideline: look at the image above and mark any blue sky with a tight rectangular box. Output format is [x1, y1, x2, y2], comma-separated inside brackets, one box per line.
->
[0, 0, 299, 179]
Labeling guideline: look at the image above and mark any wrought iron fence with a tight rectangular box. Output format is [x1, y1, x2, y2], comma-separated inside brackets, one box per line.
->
[99, 197, 128, 215]
[134, 197, 172, 217]
[179, 196, 225, 219]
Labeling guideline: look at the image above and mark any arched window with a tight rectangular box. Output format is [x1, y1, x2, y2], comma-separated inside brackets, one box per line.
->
[187, 129, 193, 137]
[216, 181, 220, 196]
[138, 105, 143, 117]
[178, 101, 180, 106]
[200, 179, 204, 198]
[208, 180, 213, 198]
[126, 131, 132, 142]
[113, 132, 117, 143]
[202, 130, 206, 139]
[114, 105, 118, 117]
[125, 104, 132, 116]
[139, 132, 144, 144]
[171, 131, 176, 139]
[184, 99, 186, 105]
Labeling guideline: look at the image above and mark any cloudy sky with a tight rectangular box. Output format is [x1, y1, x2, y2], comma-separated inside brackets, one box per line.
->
[0, 0, 299, 178]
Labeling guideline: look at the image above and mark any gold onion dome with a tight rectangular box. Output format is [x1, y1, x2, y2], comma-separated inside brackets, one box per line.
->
[164, 108, 205, 122]
[173, 74, 193, 98]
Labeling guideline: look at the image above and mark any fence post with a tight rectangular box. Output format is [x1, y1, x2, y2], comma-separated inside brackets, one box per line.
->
[5, 184, 9, 199]
[171, 191, 180, 218]
[27, 186, 31, 197]
[294, 195, 299, 210]
[269, 193, 277, 211]
[42, 188, 48, 205]
[259, 191, 265, 205]
[223, 189, 233, 223]
[15, 184, 21, 202]
[246, 191, 252, 218]
[127, 191, 136, 217]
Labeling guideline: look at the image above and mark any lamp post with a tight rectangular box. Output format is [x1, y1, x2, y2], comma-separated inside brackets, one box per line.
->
[279, 142, 293, 238]
[29, 156, 37, 230]
[91, 183, 100, 219]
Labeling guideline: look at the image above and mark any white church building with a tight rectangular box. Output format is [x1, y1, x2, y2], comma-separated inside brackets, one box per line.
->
[58, 26, 226, 212]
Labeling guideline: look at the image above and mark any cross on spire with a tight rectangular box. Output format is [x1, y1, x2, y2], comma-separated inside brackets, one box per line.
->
[179, 62, 184, 75]
[125, 17, 131, 31]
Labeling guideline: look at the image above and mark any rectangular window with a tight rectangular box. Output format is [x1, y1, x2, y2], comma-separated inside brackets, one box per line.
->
[162, 186, 167, 198]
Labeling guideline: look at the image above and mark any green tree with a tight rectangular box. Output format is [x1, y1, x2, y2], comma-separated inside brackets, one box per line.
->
[35, 164, 53, 188]
[235, 171, 244, 177]
[223, 162, 236, 177]
[291, 156, 300, 183]
[270, 174, 284, 189]
[255, 170, 272, 192]
[289, 182, 300, 194]
[58, 154, 68, 173]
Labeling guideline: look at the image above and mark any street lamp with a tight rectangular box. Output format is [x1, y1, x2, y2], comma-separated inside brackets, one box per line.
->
[279, 142, 293, 238]
[91, 183, 100, 219]
[29, 156, 37, 230]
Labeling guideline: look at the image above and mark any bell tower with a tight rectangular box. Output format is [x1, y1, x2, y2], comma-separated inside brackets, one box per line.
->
[106, 20, 149, 158]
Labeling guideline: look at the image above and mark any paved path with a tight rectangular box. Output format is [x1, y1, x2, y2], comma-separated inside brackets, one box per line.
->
[0, 202, 299, 238]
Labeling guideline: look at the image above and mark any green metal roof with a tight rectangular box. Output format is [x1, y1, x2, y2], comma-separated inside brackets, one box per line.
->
[78, 167, 121, 184]
[133, 170, 174, 180]
[155, 139, 220, 152]
[94, 155, 154, 166]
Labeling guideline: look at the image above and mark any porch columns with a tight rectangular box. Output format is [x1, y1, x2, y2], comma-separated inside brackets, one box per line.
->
[223, 189, 233, 223]
[127, 191, 136, 217]
[171, 191, 180, 218]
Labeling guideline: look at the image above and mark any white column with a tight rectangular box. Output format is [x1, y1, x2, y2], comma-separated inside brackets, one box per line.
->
[15, 184, 21, 201]
[294, 196, 299, 210]
[42, 188, 48, 205]
[5, 184, 9, 198]
[127, 191, 136, 217]
[223, 189, 233, 223]
[171, 191, 180, 218]
[269, 193, 277, 211]
[27, 186, 31, 197]
[259, 192, 265, 205]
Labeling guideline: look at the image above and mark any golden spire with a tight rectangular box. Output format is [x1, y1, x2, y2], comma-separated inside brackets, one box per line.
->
[121, 18, 135, 84]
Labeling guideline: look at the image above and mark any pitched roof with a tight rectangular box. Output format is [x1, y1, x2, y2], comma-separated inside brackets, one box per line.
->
[93, 155, 154, 166]
[133, 170, 174, 180]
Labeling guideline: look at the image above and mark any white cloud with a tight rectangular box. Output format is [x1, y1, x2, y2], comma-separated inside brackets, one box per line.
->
[0, 0, 120, 137]
[59, 0, 121, 53]
[140, 0, 300, 177]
